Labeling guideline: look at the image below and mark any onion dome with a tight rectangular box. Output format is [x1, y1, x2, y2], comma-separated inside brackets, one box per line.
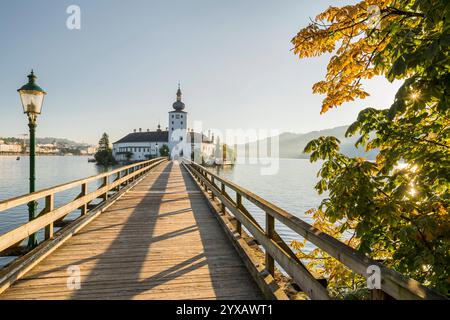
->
[172, 83, 185, 111]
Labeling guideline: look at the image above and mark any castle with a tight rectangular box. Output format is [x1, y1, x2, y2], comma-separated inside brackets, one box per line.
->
[112, 85, 215, 162]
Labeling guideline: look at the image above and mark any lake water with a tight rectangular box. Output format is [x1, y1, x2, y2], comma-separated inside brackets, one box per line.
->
[215, 158, 324, 247]
[0, 155, 113, 266]
[0, 155, 111, 232]
[0, 156, 324, 265]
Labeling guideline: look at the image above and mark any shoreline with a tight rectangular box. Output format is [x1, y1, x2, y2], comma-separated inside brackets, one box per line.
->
[0, 154, 94, 157]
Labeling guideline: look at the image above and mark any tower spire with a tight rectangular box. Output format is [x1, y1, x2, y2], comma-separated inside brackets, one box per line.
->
[176, 82, 182, 102]
[172, 83, 185, 111]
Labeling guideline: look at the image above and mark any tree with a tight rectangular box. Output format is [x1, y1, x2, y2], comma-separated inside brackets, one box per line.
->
[94, 133, 116, 166]
[98, 133, 110, 152]
[291, 0, 449, 296]
[159, 144, 170, 157]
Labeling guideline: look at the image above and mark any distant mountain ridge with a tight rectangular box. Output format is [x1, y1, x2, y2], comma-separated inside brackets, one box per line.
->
[244, 125, 378, 159]
[0, 137, 90, 147]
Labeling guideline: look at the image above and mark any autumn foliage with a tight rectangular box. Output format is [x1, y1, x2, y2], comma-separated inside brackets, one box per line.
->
[291, 0, 449, 297]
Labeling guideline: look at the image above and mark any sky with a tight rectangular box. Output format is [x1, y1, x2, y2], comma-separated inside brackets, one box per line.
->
[0, 0, 401, 145]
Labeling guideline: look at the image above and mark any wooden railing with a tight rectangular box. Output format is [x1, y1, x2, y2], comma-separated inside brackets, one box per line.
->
[0, 158, 166, 255]
[183, 159, 446, 300]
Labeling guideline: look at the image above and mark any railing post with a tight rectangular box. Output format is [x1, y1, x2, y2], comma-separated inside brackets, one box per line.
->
[200, 170, 204, 188]
[44, 194, 54, 240]
[211, 176, 215, 200]
[204, 172, 208, 193]
[80, 183, 87, 215]
[102, 176, 108, 201]
[114, 172, 121, 191]
[265, 212, 275, 276]
[221, 182, 226, 214]
[126, 168, 130, 185]
[236, 193, 242, 235]
[195, 167, 201, 183]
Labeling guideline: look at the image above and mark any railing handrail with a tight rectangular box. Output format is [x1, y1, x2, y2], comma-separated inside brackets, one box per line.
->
[183, 158, 446, 300]
[0, 158, 164, 212]
[0, 158, 167, 254]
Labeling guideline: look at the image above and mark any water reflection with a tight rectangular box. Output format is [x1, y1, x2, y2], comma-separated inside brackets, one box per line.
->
[214, 158, 325, 251]
[0, 157, 326, 265]
[0, 155, 119, 267]
[0, 156, 115, 233]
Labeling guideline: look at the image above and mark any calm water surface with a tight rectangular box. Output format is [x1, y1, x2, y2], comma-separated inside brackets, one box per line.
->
[0, 156, 324, 265]
[0, 156, 113, 265]
[215, 159, 325, 247]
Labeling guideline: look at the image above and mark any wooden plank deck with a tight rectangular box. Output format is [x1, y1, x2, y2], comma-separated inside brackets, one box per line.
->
[0, 161, 262, 300]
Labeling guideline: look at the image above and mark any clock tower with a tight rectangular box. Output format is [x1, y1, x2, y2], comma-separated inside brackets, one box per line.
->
[168, 84, 187, 158]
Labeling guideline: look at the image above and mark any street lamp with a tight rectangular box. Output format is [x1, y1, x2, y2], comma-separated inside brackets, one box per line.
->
[18, 70, 47, 248]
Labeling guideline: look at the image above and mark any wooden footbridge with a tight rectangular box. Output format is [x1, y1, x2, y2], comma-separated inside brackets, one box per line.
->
[0, 159, 445, 300]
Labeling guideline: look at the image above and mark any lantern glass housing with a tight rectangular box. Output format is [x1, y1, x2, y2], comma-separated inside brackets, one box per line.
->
[18, 71, 46, 115]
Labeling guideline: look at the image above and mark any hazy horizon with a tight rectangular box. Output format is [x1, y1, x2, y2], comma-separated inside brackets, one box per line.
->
[1, 124, 353, 146]
[1, 0, 401, 145]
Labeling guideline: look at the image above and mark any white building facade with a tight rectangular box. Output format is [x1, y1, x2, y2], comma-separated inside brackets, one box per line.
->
[112, 128, 168, 162]
[112, 86, 214, 163]
[168, 85, 188, 159]
[0, 140, 22, 154]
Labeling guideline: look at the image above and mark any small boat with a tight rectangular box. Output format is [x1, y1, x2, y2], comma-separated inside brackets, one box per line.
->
[88, 158, 96, 163]
[16, 157, 20, 161]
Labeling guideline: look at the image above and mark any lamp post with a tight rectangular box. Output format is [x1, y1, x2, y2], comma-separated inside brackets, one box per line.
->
[18, 70, 47, 248]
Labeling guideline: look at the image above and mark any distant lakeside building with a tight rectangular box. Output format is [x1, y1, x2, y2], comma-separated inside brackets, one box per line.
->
[0, 138, 96, 156]
[112, 86, 215, 162]
[0, 140, 21, 154]
[81, 146, 98, 155]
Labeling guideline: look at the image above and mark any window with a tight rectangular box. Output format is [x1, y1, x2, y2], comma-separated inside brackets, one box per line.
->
[181, 115, 183, 118]
[181, 121, 183, 125]
[172, 121, 174, 124]
[172, 128, 174, 131]
[172, 115, 174, 118]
